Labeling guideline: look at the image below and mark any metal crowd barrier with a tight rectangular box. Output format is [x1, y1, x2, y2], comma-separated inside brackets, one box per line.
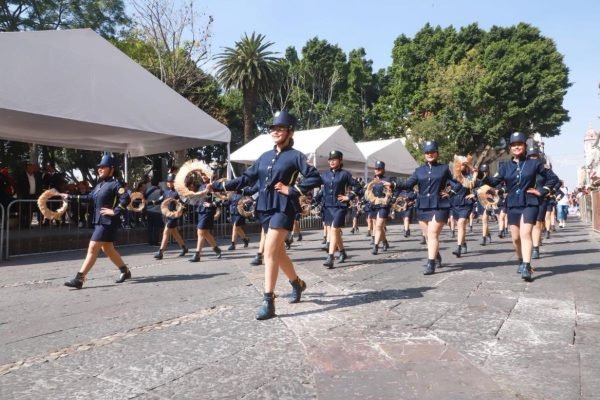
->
[3, 198, 405, 258]
[592, 191, 600, 233]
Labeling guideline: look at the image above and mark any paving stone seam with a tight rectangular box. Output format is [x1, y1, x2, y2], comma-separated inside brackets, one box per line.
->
[0, 305, 231, 376]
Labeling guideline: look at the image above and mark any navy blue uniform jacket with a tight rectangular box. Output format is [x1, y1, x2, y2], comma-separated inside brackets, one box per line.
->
[396, 162, 462, 209]
[71, 177, 130, 226]
[320, 168, 356, 208]
[485, 157, 558, 208]
[213, 145, 322, 214]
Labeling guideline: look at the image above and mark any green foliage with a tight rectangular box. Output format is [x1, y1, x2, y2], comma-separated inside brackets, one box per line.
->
[0, 0, 130, 36]
[377, 22, 570, 161]
[215, 32, 280, 143]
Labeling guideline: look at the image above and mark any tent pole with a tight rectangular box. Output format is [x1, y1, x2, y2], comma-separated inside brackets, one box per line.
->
[226, 143, 232, 179]
[124, 153, 129, 183]
[364, 163, 368, 182]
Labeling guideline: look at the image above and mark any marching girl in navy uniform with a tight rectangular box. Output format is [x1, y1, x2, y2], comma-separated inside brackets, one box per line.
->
[394, 189, 417, 238]
[189, 173, 223, 262]
[527, 148, 560, 259]
[349, 178, 364, 234]
[496, 185, 508, 238]
[321, 150, 357, 269]
[226, 189, 250, 251]
[482, 132, 558, 281]
[368, 161, 394, 255]
[210, 111, 322, 320]
[62, 155, 131, 289]
[153, 174, 188, 260]
[395, 141, 462, 275]
[477, 164, 493, 246]
[449, 156, 477, 258]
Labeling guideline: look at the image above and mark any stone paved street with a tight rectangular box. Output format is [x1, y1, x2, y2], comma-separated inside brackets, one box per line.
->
[1, 219, 599, 399]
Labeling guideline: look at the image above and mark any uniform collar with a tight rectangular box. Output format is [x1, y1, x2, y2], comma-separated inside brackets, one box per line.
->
[273, 142, 294, 153]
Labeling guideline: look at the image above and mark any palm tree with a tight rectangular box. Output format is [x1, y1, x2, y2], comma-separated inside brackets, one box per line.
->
[215, 32, 280, 143]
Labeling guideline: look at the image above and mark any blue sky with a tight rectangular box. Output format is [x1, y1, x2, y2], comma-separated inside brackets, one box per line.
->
[197, 0, 599, 188]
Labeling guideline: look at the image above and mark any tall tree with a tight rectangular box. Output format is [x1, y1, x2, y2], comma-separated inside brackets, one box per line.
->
[215, 32, 280, 143]
[121, 0, 225, 167]
[377, 22, 570, 162]
[0, 0, 129, 36]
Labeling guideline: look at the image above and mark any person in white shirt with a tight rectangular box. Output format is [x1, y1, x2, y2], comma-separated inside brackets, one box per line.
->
[556, 181, 570, 228]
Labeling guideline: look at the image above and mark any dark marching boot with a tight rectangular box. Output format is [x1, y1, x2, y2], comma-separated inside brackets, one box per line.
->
[227, 242, 236, 251]
[213, 246, 222, 259]
[382, 240, 389, 251]
[189, 252, 201, 263]
[321, 237, 327, 245]
[323, 254, 334, 269]
[469, 225, 473, 232]
[404, 228, 411, 238]
[64, 272, 85, 289]
[321, 241, 330, 251]
[338, 249, 347, 263]
[289, 277, 307, 303]
[480, 236, 487, 246]
[419, 236, 426, 245]
[451, 230, 455, 238]
[371, 244, 379, 255]
[423, 259, 436, 275]
[516, 258, 524, 274]
[532, 247, 540, 259]
[153, 249, 164, 260]
[461, 242, 467, 254]
[436, 252, 443, 268]
[545, 230, 551, 240]
[499, 230, 505, 239]
[297, 233, 303, 242]
[115, 266, 131, 283]
[366, 230, 372, 238]
[243, 238, 249, 248]
[486, 233, 492, 243]
[521, 263, 533, 282]
[178, 246, 188, 257]
[452, 245, 462, 258]
[256, 292, 276, 320]
[350, 228, 355, 234]
[250, 253, 262, 266]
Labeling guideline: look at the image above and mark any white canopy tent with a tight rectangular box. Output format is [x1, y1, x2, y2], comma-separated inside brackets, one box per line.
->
[353, 139, 419, 179]
[0, 29, 230, 158]
[229, 125, 366, 172]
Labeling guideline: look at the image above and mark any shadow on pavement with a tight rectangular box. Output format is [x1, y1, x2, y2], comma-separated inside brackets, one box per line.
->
[128, 272, 228, 284]
[281, 286, 435, 318]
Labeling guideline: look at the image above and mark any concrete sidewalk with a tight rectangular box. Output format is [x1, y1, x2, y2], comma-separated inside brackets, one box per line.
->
[1, 218, 599, 399]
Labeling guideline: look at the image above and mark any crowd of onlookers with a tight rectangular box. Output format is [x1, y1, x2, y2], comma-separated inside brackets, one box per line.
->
[0, 161, 141, 230]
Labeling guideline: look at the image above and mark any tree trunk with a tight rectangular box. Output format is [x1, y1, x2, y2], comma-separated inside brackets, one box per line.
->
[242, 89, 259, 144]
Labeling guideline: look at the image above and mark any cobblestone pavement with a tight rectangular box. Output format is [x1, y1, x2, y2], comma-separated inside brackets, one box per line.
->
[1, 219, 599, 399]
